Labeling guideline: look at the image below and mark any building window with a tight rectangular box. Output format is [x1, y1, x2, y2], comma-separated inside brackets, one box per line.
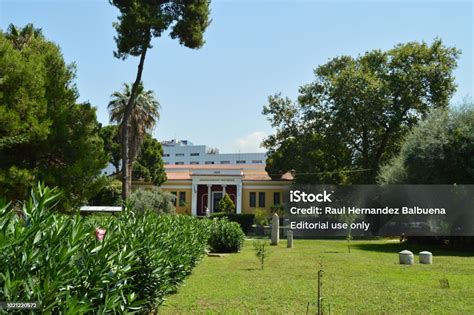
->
[163, 153, 170, 157]
[175, 162, 184, 165]
[273, 192, 281, 205]
[205, 161, 215, 164]
[190, 153, 200, 156]
[190, 161, 199, 165]
[171, 192, 177, 206]
[252, 160, 262, 164]
[236, 160, 246, 164]
[220, 160, 230, 164]
[258, 192, 266, 208]
[249, 192, 256, 207]
[179, 192, 186, 207]
[175, 153, 184, 157]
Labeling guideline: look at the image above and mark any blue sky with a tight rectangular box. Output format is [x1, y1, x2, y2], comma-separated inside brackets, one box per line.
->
[1, 0, 472, 153]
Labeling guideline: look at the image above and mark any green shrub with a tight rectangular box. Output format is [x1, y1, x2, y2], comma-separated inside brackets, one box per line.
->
[209, 213, 255, 234]
[129, 187, 175, 214]
[217, 193, 235, 214]
[209, 212, 227, 219]
[208, 219, 245, 253]
[89, 178, 122, 206]
[0, 183, 210, 313]
[254, 208, 269, 226]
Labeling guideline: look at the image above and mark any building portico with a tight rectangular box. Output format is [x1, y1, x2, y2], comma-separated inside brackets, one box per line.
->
[191, 169, 243, 216]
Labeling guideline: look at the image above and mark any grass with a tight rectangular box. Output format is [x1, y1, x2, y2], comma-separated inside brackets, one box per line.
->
[160, 239, 474, 314]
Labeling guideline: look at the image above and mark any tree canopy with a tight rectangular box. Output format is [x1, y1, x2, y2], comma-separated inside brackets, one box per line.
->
[99, 128, 167, 186]
[0, 24, 108, 204]
[133, 133, 167, 186]
[263, 39, 460, 184]
[378, 102, 474, 184]
[111, 0, 211, 59]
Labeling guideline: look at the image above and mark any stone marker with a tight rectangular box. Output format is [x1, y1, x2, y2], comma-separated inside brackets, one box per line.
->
[271, 213, 279, 245]
[399, 250, 414, 265]
[287, 230, 293, 248]
[419, 251, 433, 264]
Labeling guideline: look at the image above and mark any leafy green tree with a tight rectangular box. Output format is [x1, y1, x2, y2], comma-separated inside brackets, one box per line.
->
[378, 103, 474, 247]
[218, 193, 235, 214]
[100, 125, 121, 174]
[133, 133, 167, 185]
[378, 103, 474, 184]
[99, 126, 167, 186]
[108, 83, 160, 185]
[0, 25, 51, 151]
[0, 24, 108, 205]
[263, 39, 460, 184]
[110, 0, 212, 200]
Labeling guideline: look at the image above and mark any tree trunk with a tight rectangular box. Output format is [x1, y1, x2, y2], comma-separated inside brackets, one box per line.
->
[128, 162, 133, 181]
[121, 46, 148, 202]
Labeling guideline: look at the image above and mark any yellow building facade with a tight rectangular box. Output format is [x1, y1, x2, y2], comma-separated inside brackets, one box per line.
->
[144, 164, 292, 216]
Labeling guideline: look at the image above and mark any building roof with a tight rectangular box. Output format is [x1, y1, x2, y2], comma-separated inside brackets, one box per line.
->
[164, 164, 293, 181]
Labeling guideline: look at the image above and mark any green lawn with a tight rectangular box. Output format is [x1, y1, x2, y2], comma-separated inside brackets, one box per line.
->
[160, 239, 474, 314]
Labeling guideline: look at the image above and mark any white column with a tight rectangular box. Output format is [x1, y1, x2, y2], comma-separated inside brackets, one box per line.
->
[191, 183, 197, 216]
[222, 184, 226, 196]
[236, 183, 242, 214]
[207, 184, 212, 213]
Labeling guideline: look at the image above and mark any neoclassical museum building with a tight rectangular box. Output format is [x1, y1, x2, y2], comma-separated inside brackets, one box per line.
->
[134, 163, 292, 216]
[132, 140, 293, 216]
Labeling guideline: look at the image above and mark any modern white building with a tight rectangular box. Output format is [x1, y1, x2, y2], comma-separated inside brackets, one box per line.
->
[160, 139, 266, 166]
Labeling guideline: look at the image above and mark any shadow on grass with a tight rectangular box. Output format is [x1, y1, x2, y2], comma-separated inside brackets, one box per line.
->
[353, 242, 474, 257]
[241, 267, 261, 271]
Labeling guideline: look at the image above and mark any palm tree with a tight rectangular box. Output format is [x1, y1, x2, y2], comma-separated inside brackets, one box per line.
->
[6, 23, 43, 50]
[108, 83, 160, 194]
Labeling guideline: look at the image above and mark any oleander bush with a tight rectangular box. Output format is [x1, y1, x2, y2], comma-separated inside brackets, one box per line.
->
[208, 218, 245, 253]
[0, 183, 209, 313]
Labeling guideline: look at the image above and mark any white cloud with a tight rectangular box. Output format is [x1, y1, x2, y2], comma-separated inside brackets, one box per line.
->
[233, 131, 267, 153]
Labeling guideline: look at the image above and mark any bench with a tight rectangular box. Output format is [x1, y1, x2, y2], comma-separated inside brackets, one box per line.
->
[79, 206, 122, 215]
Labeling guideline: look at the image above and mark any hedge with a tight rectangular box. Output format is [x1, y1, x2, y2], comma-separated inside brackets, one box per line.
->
[0, 183, 210, 313]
